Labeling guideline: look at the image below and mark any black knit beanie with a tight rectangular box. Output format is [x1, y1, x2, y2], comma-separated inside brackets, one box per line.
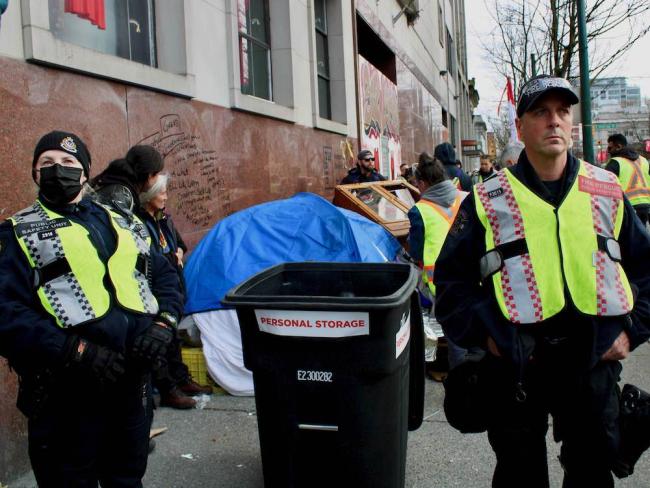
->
[32, 131, 91, 178]
[125, 145, 164, 184]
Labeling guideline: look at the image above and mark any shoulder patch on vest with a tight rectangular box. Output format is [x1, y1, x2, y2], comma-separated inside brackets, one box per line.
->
[133, 222, 149, 240]
[449, 208, 468, 236]
[578, 176, 623, 200]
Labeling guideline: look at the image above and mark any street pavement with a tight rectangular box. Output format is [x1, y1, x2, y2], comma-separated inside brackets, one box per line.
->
[9, 345, 650, 487]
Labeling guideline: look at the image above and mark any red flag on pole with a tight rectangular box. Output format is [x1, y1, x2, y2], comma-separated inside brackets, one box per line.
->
[65, 0, 106, 30]
[498, 77, 519, 143]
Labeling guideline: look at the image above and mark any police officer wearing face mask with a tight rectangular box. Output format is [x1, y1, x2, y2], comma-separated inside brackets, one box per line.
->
[0, 131, 183, 487]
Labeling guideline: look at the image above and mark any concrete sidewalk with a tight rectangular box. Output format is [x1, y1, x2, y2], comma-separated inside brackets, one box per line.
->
[9, 347, 650, 487]
[147, 346, 650, 488]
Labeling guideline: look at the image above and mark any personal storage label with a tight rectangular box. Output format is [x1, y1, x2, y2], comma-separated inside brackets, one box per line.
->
[255, 309, 370, 338]
[395, 312, 411, 358]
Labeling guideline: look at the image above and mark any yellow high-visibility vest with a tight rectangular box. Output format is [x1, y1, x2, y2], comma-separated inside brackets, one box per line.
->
[614, 155, 650, 207]
[10, 201, 159, 328]
[474, 162, 634, 324]
[415, 193, 464, 295]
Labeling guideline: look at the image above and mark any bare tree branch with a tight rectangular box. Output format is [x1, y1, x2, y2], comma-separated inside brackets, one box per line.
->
[481, 0, 650, 145]
[484, 0, 650, 88]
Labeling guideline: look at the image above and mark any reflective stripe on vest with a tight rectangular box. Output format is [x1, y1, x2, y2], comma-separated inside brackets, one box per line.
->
[614, 156, 650, 206]
[474, 162, 633, 324]
[10, 201, 158, 328]
[106, 209, 159, 315]
[415, 193, 465, 295]
[452, 177, 462, 190]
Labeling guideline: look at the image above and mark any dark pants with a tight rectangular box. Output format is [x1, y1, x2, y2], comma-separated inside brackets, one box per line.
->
[28, 373, 152, 488]
[485, 352, 621, 488]
[152, 329, 190, 394]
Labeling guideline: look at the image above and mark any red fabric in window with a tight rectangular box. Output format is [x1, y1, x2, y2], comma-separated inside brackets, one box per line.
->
[64, 0, 106, 30]
[237, 0, 250, 87]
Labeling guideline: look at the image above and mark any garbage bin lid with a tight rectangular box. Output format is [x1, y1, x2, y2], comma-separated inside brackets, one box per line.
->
[222, 262, 418, 310]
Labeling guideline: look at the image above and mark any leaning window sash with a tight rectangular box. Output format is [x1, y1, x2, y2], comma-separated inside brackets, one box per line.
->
[238, 0, 272, 99]
[239, 33, 272, 99]
[315, 0, 331, 119]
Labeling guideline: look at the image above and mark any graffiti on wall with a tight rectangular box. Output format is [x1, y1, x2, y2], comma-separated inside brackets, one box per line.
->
[137, 114, 232, 228]
[358, 55, 402, 179]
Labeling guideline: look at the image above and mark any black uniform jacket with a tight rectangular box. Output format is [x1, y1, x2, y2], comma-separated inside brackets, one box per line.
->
[0, 197, 183, 376]
[434, 152, 650, 371]
[340, 166, 386, 184]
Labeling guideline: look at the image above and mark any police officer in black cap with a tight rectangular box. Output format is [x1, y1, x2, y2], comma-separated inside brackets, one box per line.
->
[435, 76, 650, 487]
[0, 131, 183, 487]
[340, 149, 387, 184]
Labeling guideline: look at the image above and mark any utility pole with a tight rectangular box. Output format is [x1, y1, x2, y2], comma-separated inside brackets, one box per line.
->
[531, 54, 537, 77]
[577, 0, 595, 163]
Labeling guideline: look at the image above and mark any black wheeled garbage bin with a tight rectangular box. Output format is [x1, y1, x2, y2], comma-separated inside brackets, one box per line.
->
[223, 262, 424, 488]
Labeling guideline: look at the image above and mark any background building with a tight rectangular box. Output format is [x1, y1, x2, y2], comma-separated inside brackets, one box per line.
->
[572, 77, 650, 162]
[461, 114, 487, 169]
[0, 0, 474, 481]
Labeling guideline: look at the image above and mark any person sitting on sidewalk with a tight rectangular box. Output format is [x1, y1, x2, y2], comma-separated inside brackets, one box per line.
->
[139, 173, 212, 408]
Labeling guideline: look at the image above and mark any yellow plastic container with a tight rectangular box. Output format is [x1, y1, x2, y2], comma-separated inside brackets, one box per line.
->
[181, 348, 213, 392]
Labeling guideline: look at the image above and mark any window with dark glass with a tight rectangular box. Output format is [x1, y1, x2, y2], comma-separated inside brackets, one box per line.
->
[450, 115, 457, 146]
[315, 0, 331, 119]
[446, 28, 455, 77]
[238, 0, 272, 100]
[48, 0, 156, 66]
[438, 2, 444, 46]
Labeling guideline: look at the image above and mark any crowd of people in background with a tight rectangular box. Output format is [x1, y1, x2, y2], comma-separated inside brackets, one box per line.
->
[2, 71, 649, 487]
[397, 140, 526, 191]
[340, 74, 650, 487]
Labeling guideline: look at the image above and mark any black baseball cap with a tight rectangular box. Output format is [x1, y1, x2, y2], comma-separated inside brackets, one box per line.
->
[516, 75, 579, 118]
[358, 149, 373, 160]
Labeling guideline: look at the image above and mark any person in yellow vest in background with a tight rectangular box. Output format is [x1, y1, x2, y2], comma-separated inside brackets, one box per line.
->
[605, 133, 650, 227]
[0, 131, 183, 487]
[407, 154, 469, 381]
[434, 76, 650, 487]
[471, 155, 497, 184]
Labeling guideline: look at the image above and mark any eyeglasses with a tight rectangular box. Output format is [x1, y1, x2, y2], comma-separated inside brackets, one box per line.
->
[363, 158, 375, 162]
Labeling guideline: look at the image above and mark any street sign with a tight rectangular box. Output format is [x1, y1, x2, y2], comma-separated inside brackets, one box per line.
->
[595, 123, 618, 129]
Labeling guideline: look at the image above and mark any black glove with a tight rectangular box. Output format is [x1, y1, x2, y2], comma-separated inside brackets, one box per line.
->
[66, 336, 126, 384]
[131, 321, 174, 365]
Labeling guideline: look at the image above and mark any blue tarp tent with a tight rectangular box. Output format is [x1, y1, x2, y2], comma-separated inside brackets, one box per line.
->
[183, 192, 402, 314]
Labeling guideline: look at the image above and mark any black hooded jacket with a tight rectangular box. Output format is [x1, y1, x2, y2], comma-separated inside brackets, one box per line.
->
[434, 143, 473, 192]
[90, 160, 141, 213]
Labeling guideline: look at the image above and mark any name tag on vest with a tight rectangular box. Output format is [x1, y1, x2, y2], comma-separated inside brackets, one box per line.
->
[578, 176, 623, 199]
[487, 188, 504, 199]
[15, 218, 72, 238]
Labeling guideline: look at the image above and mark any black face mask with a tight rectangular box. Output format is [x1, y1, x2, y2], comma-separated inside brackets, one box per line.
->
[38, 165, 84, 205]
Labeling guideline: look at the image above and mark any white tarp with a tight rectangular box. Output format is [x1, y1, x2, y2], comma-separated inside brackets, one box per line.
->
[192, 310, 254, 396]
